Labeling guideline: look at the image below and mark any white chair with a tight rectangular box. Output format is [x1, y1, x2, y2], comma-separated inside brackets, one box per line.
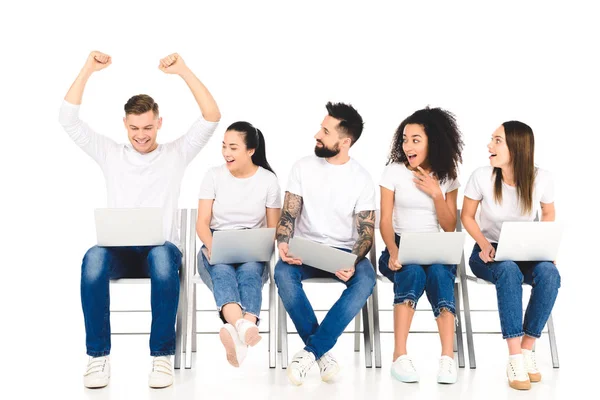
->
[369, 210, 467, 369]
[457, 211, 559, 368]
[182, 209, 277, 369]
[109, 208, 189, 369]
[276, 252, 374, 369]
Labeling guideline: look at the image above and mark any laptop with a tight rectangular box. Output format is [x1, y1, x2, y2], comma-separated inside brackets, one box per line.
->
[494, 221, 563, 262]
[208, 228, 276, 265]
[398, 232, 466, 265]
[94, 208, 165, 247]
[288, 237, 357, 273]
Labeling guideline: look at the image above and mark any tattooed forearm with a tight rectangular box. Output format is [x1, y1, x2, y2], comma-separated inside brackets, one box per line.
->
[352, 210, 375, 261]
[276, 192, 303, 244]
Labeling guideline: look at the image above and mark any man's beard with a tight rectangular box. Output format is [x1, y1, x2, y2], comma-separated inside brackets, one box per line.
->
[314, 141, 340, 158]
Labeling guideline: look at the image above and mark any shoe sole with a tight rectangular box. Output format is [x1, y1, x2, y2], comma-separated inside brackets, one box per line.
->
[529, 372, 541, 383]
[286, 368, 303, 386]
[84, 377, 109, 389]
[508, 379, 531, 390]
[391, 369, 419, 383]
[437, 376, 458, 384]
[321, 365, 340, 382]
[219, 327, 239, 367]
[149, 374, 173, 389]
[244, 325, 262, 347]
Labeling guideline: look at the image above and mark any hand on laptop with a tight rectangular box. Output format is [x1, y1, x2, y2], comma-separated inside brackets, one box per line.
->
[479, 242, 496, 263]
[202, 246, 212, 260]
[278, 243, 303, 265]
[336, 268, 355, 282]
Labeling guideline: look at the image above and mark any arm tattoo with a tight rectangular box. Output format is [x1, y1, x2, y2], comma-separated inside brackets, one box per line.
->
[352, 210, 375, 261]
[276, 192, 303, 244]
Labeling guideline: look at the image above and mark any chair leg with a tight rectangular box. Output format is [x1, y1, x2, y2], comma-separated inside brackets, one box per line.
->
[278, 297, 289, 369]
[192, 288, 197, 353]
[269, 280, 276, 368]
[454, 282, 465, 368]
[362, 301, 373, 368]
[547, 313, 560, 368]
[372, 281, 382, 368]
[185, 284, 195, 369]
[354, 311, 361, 352]
[174, 273, 185, 369]
[459, 257, 476, 369]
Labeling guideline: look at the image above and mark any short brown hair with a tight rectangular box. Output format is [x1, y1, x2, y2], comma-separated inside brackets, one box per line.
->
[124, 94, 159, 117]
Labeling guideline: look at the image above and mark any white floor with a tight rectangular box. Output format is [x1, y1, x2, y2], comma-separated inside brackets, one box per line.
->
[22, 327, 585, 400]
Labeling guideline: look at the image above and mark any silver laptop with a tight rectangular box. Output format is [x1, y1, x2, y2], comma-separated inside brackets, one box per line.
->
[288, 237, 357, 273]
[94, 208, 165, 247]
[494, 221, 563, 262]
[209, 228, 276, 265]
[398, 232, 466, 265]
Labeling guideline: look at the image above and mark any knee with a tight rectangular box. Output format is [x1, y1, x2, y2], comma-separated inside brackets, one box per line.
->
[353, 260, 376, 294]
[535, 262, 561, 289]
[274, 260, 299, 288]
[495, 261, 523, 283]
[427, 264, 454, 284]
[148, 243, 181, 280]
[398, 264, 427, 288]
[82, 246, 109, 282]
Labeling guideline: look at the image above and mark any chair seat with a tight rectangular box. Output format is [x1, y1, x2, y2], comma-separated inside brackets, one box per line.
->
[110, 278, 151, 284]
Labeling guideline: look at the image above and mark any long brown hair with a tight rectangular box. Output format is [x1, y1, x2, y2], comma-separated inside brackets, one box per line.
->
[493, 121, 536, 215]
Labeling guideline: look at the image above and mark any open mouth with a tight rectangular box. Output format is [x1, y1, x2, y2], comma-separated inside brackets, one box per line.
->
[407, 154, 417, 161]
[134, 138, 150, 145]
[225, 158, 235, 164]
[489, 153, 497, 159]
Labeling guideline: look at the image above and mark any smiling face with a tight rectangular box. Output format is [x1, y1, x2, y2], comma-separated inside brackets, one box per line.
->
[124, 111, 161, 154]
[402, 123, 429, 169]
[222, 129, 254, 173]
[488, 125, 511, 168]
[313, 115, 351, 158]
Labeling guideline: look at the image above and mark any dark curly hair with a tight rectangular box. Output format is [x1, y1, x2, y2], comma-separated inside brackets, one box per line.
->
[387, 107, 464, 183]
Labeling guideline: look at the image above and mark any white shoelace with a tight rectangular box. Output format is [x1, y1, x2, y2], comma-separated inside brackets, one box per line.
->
[439, 357, 454, 375]
[524, 351, 538, 371]
[398, 357, 417, 372]
[152, 357, 173, 375]
[291, 354, 315, 377]
[508, 358, 527, 379]
[85, 357, 107, 376]
[318, 353, 337, 372]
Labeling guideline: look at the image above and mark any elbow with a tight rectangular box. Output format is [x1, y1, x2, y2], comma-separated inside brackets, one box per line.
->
[203, 110, 221, 123]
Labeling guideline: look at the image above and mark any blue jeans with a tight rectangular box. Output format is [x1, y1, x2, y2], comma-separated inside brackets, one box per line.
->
[274, 252, 376, 360]
[81, 242, 182, 357]
[469, 243, 561, 339]
[198, 248, 268, 323]
[378, 234, 456, 317]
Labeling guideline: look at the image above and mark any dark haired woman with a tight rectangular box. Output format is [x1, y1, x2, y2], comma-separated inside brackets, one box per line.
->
[196, 121, 281, 367]
[378, 107, 464, 384]
[461, 121, 559, 391]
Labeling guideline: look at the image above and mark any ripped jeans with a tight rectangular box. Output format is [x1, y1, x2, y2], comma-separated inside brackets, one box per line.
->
[378, 234, 456, 317]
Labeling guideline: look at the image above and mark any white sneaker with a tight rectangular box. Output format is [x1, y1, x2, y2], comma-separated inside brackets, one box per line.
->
[83, 356, 110, 388]
[506, 354, 531, 390]
[317, 352, 340, 382]
[437, 355, 458, 384]
[148, 356, 173, 388]
[522, 349, 541, 382]
[219, 323, 248, 367]
[287, 349, 316, 386]
[235, 319, 262, 347]
[391, 355, 419, 383]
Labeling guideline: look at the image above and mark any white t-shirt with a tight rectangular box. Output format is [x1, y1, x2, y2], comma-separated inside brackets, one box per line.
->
[287, 155, 377, 250]
[59, 101, 218, 250]
[380, 163, 460, 234]
[198, 164, 282, 230]
[464, 166, 555, 243]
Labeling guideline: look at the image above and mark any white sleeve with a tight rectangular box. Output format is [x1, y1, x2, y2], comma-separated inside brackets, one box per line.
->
[379, 164, 396, 191]
[169, 115, 219, 166]
[286, 161, 303, 197]
[58, 101, 117, 167]
[198, 169, 216, 200]
[356, 174, 377, 213]
[266, 175, 282, 208]
[539, 170, 555, 203]
[464, 169, 484, 201]
[446, 177, 461, 193]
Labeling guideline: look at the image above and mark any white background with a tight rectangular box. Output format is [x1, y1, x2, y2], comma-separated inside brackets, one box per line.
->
[1, 0, 598, 397]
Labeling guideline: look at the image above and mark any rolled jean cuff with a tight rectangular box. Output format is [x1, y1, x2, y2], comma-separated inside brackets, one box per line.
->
[523, 329, 542, 339]
[150, 350, 175, 357]
[433, 300, 456, 318]
[393, 293, 418, 308]
[502, 331, 525, 340]
[87, 350, 110, 357]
